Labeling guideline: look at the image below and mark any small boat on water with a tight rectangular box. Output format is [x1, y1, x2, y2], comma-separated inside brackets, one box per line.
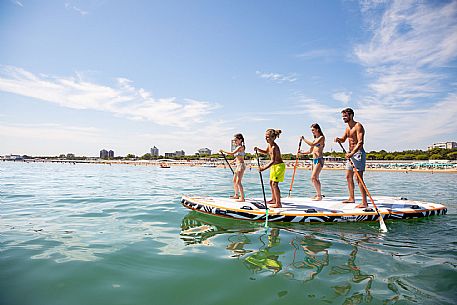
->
[160, 163, 170, 168]
[181, 195, 447, 223]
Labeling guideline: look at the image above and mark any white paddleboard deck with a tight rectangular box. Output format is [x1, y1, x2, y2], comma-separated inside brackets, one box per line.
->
[181, 195, 447, 223]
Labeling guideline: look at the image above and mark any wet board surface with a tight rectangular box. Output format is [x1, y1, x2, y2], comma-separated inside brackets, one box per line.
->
[181, 195, 448, 223]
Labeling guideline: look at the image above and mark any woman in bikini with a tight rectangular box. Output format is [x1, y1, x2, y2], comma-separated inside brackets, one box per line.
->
[300, 123, 325, 201]
[220, 133, 246, 202]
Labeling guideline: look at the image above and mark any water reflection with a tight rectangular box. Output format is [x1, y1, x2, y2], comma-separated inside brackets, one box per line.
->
[284, 232, 331, 282]
[181, 212, 381, 303]
[243, 228, 283, 274]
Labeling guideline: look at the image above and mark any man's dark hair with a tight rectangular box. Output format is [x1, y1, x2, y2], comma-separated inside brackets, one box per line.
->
[341, 108, 354, 116]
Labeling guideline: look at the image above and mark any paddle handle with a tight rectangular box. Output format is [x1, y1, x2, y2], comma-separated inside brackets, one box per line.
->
[255, 149, 269, 227]
[221, 152, 234, 174]
[288, 138, 302, 197]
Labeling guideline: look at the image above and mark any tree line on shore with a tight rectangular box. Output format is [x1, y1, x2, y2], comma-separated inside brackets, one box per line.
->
[134, 147, 457, 161]
[17, 147, 455, 161]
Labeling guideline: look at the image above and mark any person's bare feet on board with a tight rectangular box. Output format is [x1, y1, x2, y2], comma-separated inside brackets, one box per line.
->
[342, 198, 355, 203]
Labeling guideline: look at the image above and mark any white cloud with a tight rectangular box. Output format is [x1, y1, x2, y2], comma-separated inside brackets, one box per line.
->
[0, 123, 104, 155]
[256, 71, 298, 83]
[332, 91, 352, 105]
[65, 2, 88, 15]
[346, 0, 457, 149]
[0, 66, 219, 128]
[355, 0, 457, 102]
[296, 49, 337, 60]
[356, 93, 457, 149]
[130, 120, 235, 154]
[0, 123, 101, 141]
[290, 90, 457, 152]
[359, 0, 389, 14]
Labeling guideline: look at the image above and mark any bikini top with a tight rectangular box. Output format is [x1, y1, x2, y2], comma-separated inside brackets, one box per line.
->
[315, 141, 324, 148]
[234, 146, 246, 157]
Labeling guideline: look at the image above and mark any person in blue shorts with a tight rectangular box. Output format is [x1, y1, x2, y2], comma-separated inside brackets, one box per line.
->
[334, 108, 368, 208]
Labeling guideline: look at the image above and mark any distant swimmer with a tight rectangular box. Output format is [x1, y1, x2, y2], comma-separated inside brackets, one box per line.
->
[220, 133, 246, 202]
[300, 123, 325, 201]
[334, 108, 367, 208]
[254, 129, 285, 208]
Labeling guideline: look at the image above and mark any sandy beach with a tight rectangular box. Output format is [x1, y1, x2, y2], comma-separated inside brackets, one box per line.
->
[11, 158, 457, 173]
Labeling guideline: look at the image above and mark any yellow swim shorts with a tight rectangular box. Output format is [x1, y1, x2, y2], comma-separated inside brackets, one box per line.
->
[270, 163, 286, 182]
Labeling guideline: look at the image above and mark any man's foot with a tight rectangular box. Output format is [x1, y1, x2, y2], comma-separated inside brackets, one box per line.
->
[356, 204, 368, 208]
[268, 204, 282, 208]
[230, 195, 239, 199]
[342, 199, 355, 203]
[267, 199, 275, 204]
[312, 196, 322, 201]
[236, 198, 245, 202]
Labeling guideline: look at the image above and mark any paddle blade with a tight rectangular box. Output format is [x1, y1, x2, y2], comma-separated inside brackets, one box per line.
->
[379, 216, 388, 233]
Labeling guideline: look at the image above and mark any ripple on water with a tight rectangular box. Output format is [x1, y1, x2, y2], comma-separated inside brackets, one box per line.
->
[0, 162, 456, 305]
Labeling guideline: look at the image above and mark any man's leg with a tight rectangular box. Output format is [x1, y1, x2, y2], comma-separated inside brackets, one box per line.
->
[355, 171, 368, 208]
[343, 170, 355, 203]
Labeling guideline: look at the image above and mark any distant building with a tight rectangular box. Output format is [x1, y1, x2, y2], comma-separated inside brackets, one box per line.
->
[428, 141, 457, 150]
[197, 148, 211, 155]
[66, 153, 75, 159]
[100, 149, 114, 159]
[100, 149, 109, 158]
[151, 146, 159, 157]
[175, 150, 185, 157]
[5, 154, 23, 161]
[164, 150, 185, 158]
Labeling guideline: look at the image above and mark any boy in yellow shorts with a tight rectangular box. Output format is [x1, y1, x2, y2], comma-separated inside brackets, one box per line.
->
[254, 129, 285, 208]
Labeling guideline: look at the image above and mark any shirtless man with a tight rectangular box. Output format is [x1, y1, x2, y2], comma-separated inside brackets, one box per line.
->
[334, 108, 367, 208]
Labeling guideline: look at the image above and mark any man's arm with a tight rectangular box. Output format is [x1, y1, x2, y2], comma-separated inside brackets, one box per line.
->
[334, 128, 349, 143]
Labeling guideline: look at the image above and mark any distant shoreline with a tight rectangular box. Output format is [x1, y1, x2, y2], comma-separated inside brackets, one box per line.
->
[5, 159, 457, 173]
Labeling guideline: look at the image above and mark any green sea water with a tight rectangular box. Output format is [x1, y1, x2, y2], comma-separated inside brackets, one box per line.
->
[1, 162, 456, 305]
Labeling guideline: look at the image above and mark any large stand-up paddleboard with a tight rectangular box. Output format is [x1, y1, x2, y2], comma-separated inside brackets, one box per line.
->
[181, 196, 447, 223]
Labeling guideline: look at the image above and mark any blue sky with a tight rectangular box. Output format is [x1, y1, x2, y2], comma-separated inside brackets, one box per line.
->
[1, 0, 456, 156]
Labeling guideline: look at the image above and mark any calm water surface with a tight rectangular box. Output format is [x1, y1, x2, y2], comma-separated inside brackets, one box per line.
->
[1, 162, 456, 305]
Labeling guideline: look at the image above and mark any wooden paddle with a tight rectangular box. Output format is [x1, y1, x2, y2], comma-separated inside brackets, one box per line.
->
[338, 142, 388, 232]
[288, 138, 303, 197]
[220, 151, 234, 174]
[255, 148, 269, 228]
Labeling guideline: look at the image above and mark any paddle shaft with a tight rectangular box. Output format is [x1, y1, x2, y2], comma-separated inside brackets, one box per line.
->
[255, 149, 269, 226]
[221, 152, 234, 174]
[338, 142, 387, 231]
[288, 138, 302, 197]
